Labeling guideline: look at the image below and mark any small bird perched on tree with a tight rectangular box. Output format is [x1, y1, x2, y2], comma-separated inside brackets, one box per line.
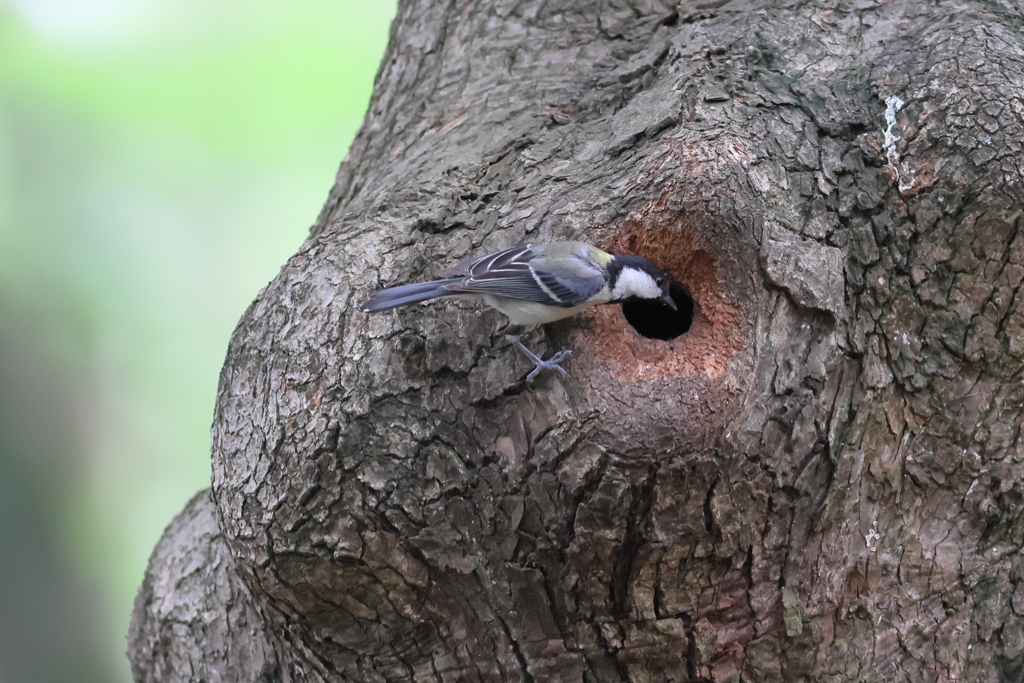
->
[363, 241, 676, 381]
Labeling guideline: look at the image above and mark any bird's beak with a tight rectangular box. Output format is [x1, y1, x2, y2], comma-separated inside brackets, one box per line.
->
[661, 291, 677, 311]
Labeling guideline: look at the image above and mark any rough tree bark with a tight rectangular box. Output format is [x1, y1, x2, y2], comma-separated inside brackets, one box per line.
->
[128, 0, 1024, 681]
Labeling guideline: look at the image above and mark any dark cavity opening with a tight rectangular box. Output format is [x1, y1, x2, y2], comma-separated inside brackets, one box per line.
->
[621, 280, 694, 340]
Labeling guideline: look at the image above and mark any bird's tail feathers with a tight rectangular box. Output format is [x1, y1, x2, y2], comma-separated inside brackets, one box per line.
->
[362, 280, 458, 312]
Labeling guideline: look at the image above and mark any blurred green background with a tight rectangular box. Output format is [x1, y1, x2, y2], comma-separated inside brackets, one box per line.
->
[0, 0, 395, 680]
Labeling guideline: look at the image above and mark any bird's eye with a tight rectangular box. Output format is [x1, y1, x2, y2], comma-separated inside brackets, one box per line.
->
[656, 277, 664, 286]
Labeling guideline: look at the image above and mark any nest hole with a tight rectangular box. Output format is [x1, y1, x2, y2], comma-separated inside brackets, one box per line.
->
[621, 280, 695, 340]
[586, 226, 743, 380]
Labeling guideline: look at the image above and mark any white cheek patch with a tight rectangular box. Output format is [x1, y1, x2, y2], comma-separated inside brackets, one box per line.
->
[612, 269, 661, 300]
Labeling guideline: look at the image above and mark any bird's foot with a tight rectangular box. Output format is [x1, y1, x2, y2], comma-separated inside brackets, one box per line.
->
[506, 335, 573, 382]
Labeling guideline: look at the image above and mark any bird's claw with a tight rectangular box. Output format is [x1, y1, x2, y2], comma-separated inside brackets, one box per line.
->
[507, 335, 573, 382]
[524, 350, 572, 382]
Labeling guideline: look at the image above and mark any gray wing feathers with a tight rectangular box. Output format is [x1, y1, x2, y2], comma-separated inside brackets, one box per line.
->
[365, 242, 606, 312]
[533, 268, 604, 305]
[528, 252, 605, 305]
[439, 244, 562, 304]
[446, 251, 603, 307]
[436, 245, 533, 278]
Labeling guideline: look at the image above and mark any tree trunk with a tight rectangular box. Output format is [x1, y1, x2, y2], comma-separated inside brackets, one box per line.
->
[128, 0, 1024, 681]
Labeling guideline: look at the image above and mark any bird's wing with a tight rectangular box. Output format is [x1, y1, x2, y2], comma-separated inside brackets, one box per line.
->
[442, 245, 557, 304]
[436, 244, 533, 278]
[528, 250, 607, 306]
[441, 243, 606, 307]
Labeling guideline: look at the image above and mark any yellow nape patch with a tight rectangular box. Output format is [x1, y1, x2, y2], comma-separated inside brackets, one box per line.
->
[591, 247, 615, 266]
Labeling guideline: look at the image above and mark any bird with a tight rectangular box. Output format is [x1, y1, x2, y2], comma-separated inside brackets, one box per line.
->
[362, 241, 677, 381]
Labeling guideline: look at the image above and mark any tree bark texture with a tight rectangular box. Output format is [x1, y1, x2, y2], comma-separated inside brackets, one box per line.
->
[129, 0, 1024, 681]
